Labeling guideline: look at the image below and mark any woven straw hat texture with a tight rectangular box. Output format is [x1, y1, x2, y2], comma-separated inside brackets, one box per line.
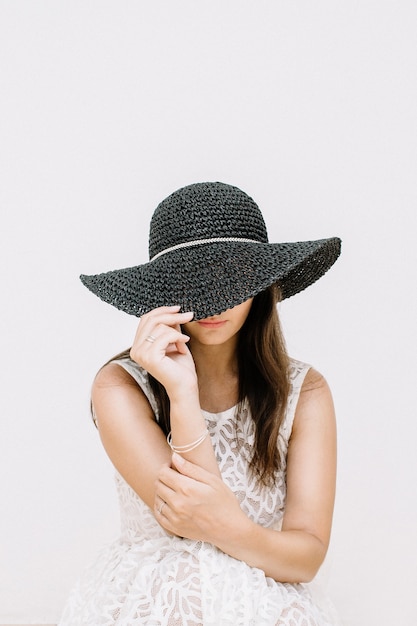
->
[80, 182, 341, 320]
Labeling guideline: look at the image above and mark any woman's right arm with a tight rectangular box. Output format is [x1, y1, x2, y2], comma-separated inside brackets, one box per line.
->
[92, 306, 220, 512]
[92, 362, 172, 510]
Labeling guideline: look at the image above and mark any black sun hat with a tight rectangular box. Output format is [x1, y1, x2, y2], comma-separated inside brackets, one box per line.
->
[80, 182, 341, 320]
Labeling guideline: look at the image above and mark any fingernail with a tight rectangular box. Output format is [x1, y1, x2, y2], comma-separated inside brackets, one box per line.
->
[172, 452, 184, 466]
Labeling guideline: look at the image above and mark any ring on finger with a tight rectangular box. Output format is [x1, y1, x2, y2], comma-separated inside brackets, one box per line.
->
[145, 334, 156, 343]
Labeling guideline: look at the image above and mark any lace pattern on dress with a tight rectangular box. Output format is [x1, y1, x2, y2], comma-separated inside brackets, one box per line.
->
[59, 358, 341, 626]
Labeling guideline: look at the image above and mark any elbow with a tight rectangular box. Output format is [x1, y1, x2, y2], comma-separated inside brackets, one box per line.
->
[297, 564, 320, 584]
[287, 538, 328, 584]
[299, 552, 328, 584]
[284, 559, 323, 584]
[283, 566, 317, 585]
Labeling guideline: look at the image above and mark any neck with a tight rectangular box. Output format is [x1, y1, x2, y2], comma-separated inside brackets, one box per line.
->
[189, 336, 240, 413]
[189, 336, 239, 380]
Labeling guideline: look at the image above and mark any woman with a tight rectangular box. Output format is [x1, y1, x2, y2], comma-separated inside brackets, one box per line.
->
[59, 181, 342, 625]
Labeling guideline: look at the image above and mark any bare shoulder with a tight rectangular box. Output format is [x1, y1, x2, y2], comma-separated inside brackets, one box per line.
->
[92, 361, 155, 426]
[93, 361, 140, 388]
[292, 367, 336, 432]
[90, 362, 170, 510]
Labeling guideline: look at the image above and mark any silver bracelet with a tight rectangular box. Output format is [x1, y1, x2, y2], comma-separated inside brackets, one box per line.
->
[167, 428, 209, 454]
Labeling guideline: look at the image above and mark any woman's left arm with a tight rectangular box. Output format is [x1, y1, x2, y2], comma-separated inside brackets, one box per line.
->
[155, 369, 337, 583]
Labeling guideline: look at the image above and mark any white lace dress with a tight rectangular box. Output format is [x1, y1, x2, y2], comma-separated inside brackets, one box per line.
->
[58, 358, 341, 626]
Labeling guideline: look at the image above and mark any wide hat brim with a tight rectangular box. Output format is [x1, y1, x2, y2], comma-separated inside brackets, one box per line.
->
[80, 237, 341, 321]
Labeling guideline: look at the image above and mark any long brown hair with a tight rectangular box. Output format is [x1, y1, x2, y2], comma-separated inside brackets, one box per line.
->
[99, 284, 290, 485]
[236, 285, 290, 484]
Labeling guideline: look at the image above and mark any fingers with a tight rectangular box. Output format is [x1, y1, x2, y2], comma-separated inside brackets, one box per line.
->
[156, 464, 192, 495]
[140, 306, 194, 335]
[170, 453, 214, 483]
[144, 326, 190, 349]
[130, 306, 194, 364]
[158, 456, 214, 492]
[134, 307, 193, 343]
[154, 469, 178, 522]
[155, 464, 199, 515]
[155, 494, 169, 518]
[154, 462, 228, 541]
[131, 327, 188, 367]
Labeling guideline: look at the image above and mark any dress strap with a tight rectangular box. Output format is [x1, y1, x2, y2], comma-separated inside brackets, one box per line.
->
[279, 359, 311, 447]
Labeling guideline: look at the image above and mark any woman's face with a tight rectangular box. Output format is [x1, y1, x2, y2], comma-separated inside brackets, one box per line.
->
[182, 298, 253, 347]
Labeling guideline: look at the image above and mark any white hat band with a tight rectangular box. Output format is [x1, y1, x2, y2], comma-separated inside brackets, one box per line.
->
[150, 237, 260, 262]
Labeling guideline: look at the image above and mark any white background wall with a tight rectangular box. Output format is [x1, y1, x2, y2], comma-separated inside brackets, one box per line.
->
[1, 2, 416, 624]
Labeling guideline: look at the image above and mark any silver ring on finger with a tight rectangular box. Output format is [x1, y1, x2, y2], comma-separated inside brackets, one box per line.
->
[145, 334, 156, 343]
[158, 501, 166, 515]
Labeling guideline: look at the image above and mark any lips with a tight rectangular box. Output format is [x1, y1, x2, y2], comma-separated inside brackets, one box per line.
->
[197, 320, 227, 328]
